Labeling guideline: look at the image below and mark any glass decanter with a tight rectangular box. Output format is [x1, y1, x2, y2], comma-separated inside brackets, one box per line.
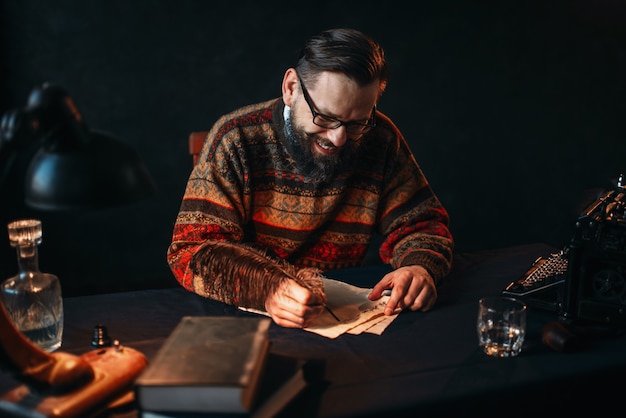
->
[1, 219, 63, 352]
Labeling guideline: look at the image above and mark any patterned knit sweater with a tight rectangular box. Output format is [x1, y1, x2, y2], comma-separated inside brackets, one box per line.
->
[167, 98, 453, 306]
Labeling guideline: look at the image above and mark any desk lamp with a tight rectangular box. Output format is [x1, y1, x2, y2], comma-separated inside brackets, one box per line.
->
[0, 82, 156, 211]
[0, 83, 153, 416]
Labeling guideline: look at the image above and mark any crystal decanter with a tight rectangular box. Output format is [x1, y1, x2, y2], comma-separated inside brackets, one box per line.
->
[1, 219, 63, 352]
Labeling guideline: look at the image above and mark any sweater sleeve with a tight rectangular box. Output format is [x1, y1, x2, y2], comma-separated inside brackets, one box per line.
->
[374, 115, 454, 283]
[189, 240, 326, 310]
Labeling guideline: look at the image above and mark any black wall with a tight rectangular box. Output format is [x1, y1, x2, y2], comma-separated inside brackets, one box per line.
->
[1, 0, 625, 296]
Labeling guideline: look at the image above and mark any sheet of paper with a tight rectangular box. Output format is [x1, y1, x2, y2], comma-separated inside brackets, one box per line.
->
[351, 314, 398, 335]
[240, 278, 399, 339]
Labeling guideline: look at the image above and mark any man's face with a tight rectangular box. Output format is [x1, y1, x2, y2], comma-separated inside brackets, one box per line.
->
[284, 71, 379, 183]
[284, 106, 355, 183]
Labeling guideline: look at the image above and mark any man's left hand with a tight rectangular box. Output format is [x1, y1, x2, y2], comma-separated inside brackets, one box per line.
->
[368, 265, 437, 315]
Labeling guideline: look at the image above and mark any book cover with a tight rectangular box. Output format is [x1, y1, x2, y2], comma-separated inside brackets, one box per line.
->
[138, 354, 322, 418]
[139, 367, 305, 418]
[134, 316, 271, 414]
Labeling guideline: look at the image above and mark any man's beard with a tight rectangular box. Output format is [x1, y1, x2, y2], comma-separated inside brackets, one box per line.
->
[284, 108, 358, 184]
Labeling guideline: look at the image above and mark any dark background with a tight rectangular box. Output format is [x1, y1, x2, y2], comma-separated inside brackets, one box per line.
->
[1, 0, 625, 296]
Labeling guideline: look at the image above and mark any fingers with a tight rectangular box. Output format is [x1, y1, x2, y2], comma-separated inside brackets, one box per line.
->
[265, 279, 325, 328]
[372, 266, 438, 315]
[403, 285, 437, 312]
[369, 280, 390, 300]
[268, 299, 324, 328]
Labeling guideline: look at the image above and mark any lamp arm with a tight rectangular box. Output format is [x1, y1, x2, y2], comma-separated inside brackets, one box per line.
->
[0, 107, 50, 203]
[0, 110, 24, 200]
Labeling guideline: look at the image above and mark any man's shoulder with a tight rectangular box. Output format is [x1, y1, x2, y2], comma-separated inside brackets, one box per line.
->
[371, 110, 400, 137]
[217, 98, 281, 127]
[205, 99, 283, 150]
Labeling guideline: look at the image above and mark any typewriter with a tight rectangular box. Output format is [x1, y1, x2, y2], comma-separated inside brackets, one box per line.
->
[503, 174, 626, 327]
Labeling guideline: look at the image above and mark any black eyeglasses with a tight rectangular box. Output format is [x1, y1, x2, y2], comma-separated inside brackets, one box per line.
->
[297, 73, 376, 137]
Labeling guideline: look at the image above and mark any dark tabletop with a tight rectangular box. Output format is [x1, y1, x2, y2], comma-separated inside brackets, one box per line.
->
[2, 242, 626, 417]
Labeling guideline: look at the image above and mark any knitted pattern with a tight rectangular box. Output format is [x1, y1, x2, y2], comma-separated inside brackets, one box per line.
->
[167, 98, 453, 303]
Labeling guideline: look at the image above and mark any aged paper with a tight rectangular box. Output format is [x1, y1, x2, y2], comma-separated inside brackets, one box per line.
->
[240, 278, 400, 339]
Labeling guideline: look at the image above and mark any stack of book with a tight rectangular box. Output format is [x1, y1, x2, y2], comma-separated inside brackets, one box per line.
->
[134, 316, 314, 418]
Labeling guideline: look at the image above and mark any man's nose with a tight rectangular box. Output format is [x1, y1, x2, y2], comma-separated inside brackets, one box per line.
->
[326, 126, 348, 147]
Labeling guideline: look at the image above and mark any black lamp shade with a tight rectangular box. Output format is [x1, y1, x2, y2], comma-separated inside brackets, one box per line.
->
[25, 131, 155, 210]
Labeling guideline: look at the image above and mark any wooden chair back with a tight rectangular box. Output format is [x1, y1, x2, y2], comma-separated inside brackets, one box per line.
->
[188, 131, 208, 166]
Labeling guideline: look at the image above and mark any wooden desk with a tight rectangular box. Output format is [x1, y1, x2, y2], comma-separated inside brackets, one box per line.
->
[2, 243, 625, 417]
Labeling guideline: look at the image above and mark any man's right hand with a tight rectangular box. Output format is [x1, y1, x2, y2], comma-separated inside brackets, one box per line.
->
[264, 278, 326, 328]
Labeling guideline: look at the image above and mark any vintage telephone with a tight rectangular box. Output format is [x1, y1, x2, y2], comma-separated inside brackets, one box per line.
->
[503, 174, 626, 327]
[0, 297, 147, 417]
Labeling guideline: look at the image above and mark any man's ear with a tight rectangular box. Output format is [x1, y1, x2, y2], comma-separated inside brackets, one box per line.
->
[281, 68, 299, 107]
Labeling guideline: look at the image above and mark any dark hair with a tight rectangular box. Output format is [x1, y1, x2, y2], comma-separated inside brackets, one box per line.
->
[296, 28, 389, 96]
